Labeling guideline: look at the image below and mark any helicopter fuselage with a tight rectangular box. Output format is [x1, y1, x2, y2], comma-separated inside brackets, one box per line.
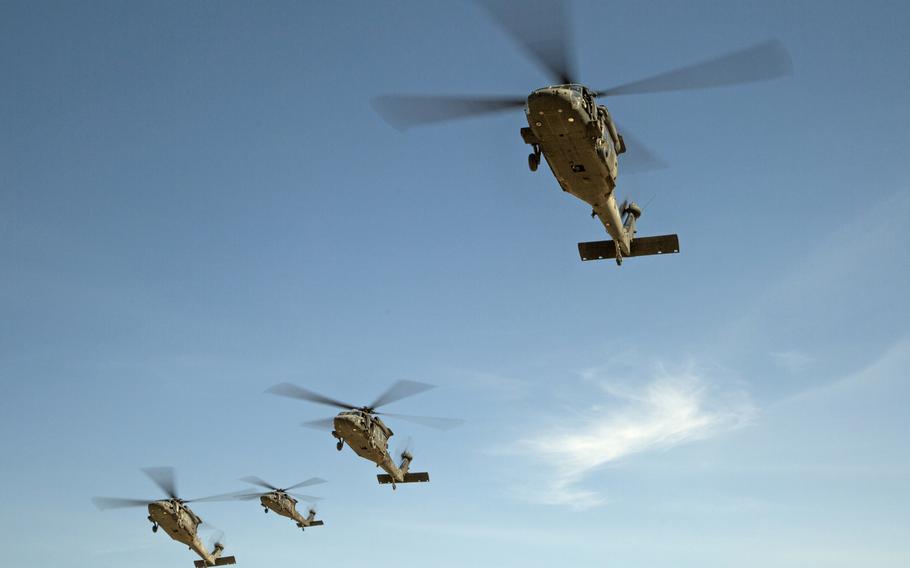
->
[147, 500, 224, 566]
[332, 410, 407, 481]
[259, 491, 320, 528]
[523, 84, 635, 255]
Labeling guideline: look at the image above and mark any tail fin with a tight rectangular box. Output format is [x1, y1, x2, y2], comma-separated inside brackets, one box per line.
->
[399, 451, 413, 475]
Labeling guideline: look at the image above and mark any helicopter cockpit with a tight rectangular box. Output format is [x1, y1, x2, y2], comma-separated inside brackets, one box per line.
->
[596, 105, 624, 154]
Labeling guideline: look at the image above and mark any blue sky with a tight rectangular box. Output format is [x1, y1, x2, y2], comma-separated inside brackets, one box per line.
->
[2, 1, 909, 566]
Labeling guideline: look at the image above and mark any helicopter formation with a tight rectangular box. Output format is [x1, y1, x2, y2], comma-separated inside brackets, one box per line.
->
[92, 381, 459, 566]
[91, 0, 793, 565]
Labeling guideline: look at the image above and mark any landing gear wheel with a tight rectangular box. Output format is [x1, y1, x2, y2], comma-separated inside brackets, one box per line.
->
[336, 440, 344, 451]
[152, 524, 158, 533]
[264, 508, 268, 513]
[528, 152, 539, 172]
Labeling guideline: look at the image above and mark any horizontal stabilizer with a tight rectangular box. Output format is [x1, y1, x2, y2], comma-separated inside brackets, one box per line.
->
[309, 520, 324, 526]
[377, 472, 430, 485]
[194, 557, 236, 568]
[578, 234, 680, 261]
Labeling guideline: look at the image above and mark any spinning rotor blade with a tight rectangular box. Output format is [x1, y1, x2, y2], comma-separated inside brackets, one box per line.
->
[284, 477, 327, 491]
[240, 476, 279, 492]
[199, 524, 225, 550]
[300, 418, 337, 431]
[394, 436, 414, 459]
[369, 380, 437, 410]
[372, 95, 525, 131]
[288, 492, 323, 503]
[478, 0, 576, 85]
[141, 466, 178, 500]
[208, 531, 225, 550]
[380, 412, 465, 431]
[616, 126, 669, 174]
[229, 492, 264, 501]
[597, 40, 792, 97]
[91, 497, 153, 510]
[266, 383, 356, 410]
[186, 490, 255, 504]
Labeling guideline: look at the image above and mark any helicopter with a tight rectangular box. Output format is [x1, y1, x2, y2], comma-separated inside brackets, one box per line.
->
[231, 475, 327, 531]
[266, 380, 463, 489]
[91, 467, 237, 567]
[372, 0, 793, 265]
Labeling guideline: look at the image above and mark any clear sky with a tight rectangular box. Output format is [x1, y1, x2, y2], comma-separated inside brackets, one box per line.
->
[2, 1, 909, 567]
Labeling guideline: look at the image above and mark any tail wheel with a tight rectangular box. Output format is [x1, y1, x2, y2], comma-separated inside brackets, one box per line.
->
[336, 440, 344, 451]
[152, 524, 158, 533]
[528, 153, 539, 172]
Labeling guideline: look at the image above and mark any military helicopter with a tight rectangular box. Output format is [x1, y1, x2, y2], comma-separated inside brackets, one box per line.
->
[373, 0, 792, 265]
[91, 467, 237, 567]
[266, 380, 463, 489]
[231, 475, 326, 531]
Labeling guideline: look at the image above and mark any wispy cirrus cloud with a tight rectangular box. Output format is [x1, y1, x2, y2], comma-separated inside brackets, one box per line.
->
[770, 350, 815, 375]
[509, 363, 755, 509]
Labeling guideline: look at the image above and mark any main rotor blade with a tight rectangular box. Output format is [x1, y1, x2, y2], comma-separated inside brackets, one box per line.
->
[230, 492, 265, 501]
[141, 466, 178, 500]
[91, 497, 153, 510]
[265, 383, 356, 411]
[284, 477, 327, 491]
[372, 95, 525, 131]
[240, 476, 278, 492]
[187, 490, 256, 504]
[478, 0, 576, 85]
[597, 40, 793, 97]
[369, 380, 437, 410]
[616, 126, 669, 175]
[380, 412, 465, 431]
[300, 418, 337, 431]
[288, 492, 323, 503]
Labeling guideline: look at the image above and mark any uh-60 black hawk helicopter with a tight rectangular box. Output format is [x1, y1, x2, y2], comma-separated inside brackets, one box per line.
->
[266, 380, 463, 489]
[373, 0, 792, 265]
[91, 467, 238, 567]
[231, 475, 327, 531]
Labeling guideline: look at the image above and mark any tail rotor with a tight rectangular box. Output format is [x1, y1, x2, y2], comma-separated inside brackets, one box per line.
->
[395, 436, 415, 463]
[200, 524, 226, 556]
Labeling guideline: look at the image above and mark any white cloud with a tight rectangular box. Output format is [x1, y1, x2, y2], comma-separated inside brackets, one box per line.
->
[510, 364, 755, 509]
